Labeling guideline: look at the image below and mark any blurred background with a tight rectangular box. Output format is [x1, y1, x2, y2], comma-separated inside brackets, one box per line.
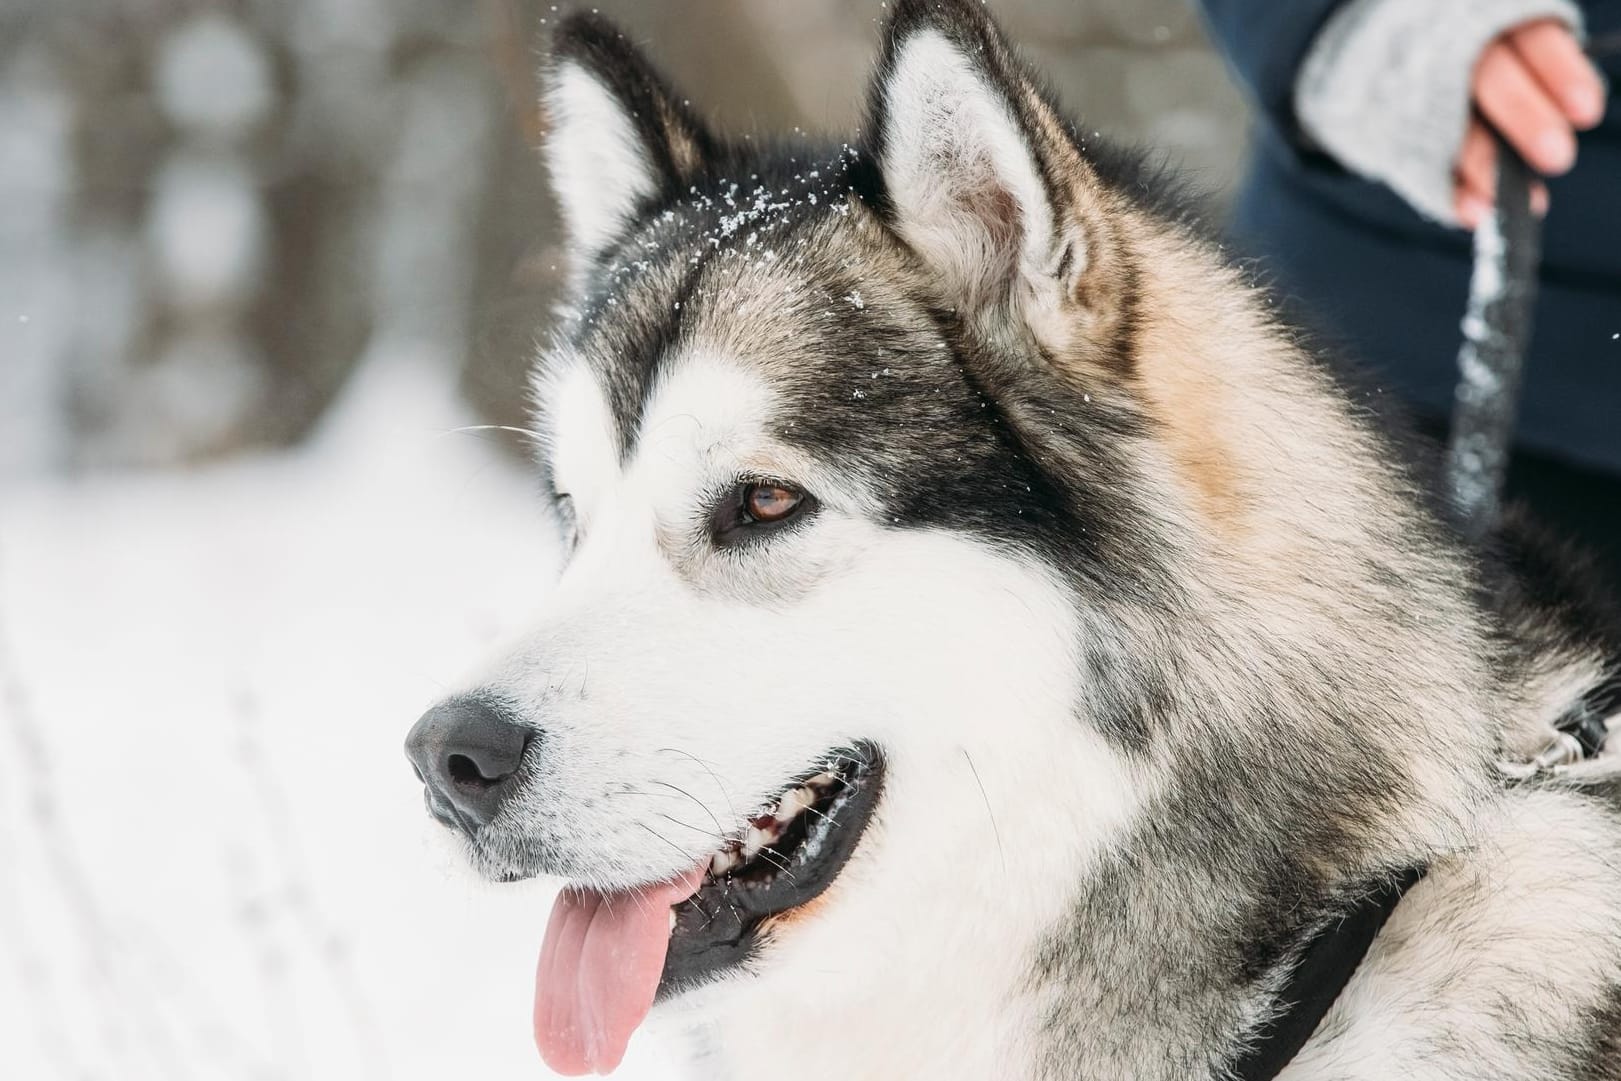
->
[0, 1, 1248, 1077]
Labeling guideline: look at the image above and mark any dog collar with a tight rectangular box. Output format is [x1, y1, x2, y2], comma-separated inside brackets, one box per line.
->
[1229, 865, 1428, 1081]
[1231, 656, 1616, 1081]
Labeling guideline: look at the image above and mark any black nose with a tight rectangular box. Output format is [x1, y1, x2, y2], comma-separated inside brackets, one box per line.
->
[405, 696, 532, 831]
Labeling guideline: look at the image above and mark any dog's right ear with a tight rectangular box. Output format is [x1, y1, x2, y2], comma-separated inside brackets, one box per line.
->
[865, 0, 1133, 376]
[544, 15, 715, 272]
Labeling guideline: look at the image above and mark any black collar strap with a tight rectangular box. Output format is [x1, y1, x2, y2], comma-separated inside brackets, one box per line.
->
[1229, 865, 1428, 1081]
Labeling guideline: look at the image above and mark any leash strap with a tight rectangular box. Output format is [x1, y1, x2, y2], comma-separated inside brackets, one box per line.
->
[1443, 132, 1542, 544]
[1443, 34, 1616, 541]
[1229, 866, 1428, 1081]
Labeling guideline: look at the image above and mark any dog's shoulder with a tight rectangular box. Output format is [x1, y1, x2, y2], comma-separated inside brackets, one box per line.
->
[1292, 783, 1621, 1079]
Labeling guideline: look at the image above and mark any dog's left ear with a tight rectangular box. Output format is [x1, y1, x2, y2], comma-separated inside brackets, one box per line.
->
[544, 14, 716, 273]
[867, 0, 1130, 367]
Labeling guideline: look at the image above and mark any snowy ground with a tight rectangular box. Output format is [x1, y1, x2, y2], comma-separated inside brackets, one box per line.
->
[0, 356, 678, 1080]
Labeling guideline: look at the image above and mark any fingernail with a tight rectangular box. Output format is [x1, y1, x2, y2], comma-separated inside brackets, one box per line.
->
[1458, 195, 1487, 228]
[1538, 130, 1576, 173]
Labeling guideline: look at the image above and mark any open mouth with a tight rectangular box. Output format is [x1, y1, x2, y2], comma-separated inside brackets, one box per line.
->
[532, 743, 883, 1076]
[663, 742, 885, 995]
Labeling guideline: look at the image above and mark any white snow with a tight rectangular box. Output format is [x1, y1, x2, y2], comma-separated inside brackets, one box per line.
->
[0, 356, 679, 1080]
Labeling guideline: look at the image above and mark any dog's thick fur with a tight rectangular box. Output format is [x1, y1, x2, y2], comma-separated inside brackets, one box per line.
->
[445, 2, 1621, 1077]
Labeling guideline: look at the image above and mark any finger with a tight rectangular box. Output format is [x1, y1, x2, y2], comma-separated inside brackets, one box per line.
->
[1456, 118, 1498, 202]
[1454, 183, 1548, 229]
[1475, 41, 1579, 175]
[1454, 119, 1550, 227]
[1455, 118, 1496, 226]
[1507, 19, 1607, 129]
[1456, 189, 1489, 231]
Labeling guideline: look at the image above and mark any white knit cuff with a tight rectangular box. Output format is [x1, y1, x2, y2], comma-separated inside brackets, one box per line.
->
[1295, 0, 1585, 225]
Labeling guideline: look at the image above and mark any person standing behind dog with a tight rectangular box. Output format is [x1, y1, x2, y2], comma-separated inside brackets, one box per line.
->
[1197, 0, 1620, 588]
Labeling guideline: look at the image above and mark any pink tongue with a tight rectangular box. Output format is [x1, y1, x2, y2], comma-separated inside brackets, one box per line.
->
[533, 865, 705, 1076]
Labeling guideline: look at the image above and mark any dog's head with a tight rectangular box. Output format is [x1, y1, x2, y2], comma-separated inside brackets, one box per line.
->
[406, 0, 1490, 1074]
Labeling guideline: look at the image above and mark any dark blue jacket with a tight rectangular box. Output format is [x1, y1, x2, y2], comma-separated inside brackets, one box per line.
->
[1199, 0, 1621, 473]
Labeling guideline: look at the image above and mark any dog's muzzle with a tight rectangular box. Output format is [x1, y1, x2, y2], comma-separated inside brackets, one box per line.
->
[404, 696, 531, 834]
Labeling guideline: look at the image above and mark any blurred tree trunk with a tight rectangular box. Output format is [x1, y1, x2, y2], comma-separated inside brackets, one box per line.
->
[0, 0, 1247, 475]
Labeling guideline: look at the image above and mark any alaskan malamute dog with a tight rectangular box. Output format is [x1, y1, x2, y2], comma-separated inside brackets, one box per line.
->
[405, 2, 1621, 1077]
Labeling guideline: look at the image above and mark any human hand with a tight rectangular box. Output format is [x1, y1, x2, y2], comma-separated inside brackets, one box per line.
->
[1454, 18, 1607, 229]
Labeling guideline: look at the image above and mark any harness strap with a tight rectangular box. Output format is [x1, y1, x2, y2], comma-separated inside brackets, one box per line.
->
[1229, 866, 1428, 1081]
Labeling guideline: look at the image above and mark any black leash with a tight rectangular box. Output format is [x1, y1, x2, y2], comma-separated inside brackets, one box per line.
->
[1442, 131, 1543, 544]
[1443, 33, 1619, 540]
[1228, 867, 1428, 1081]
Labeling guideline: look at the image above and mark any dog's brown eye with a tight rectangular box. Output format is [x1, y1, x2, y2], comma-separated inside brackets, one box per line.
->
[744, 483, 803, 523]
[712, 480, 816, 547]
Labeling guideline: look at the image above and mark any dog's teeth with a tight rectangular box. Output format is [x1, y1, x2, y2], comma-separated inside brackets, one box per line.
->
[669, 909, 677, 932]
[807, 772, 837, 791]
[743, 823, 781, 859]
[776, 785, 817, 822]
[710, 848, 739, 876]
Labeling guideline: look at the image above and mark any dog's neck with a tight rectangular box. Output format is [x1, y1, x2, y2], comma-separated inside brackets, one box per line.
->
[672, 844, 1447, 1081]
[667, 931, 1056, 1081]
[665, 729, 1484, 1081]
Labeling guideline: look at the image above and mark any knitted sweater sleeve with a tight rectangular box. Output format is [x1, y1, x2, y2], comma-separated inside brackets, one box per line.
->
[1294, 0, 1585, 225]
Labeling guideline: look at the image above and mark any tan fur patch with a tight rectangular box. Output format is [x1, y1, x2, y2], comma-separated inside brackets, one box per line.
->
[757, 891, 835, 938]
[1126, 233, 1252, 530]
[657, 99, 704, 179]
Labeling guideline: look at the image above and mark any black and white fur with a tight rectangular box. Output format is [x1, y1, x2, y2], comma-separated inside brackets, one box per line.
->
[437, 2, 1621, 1077]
